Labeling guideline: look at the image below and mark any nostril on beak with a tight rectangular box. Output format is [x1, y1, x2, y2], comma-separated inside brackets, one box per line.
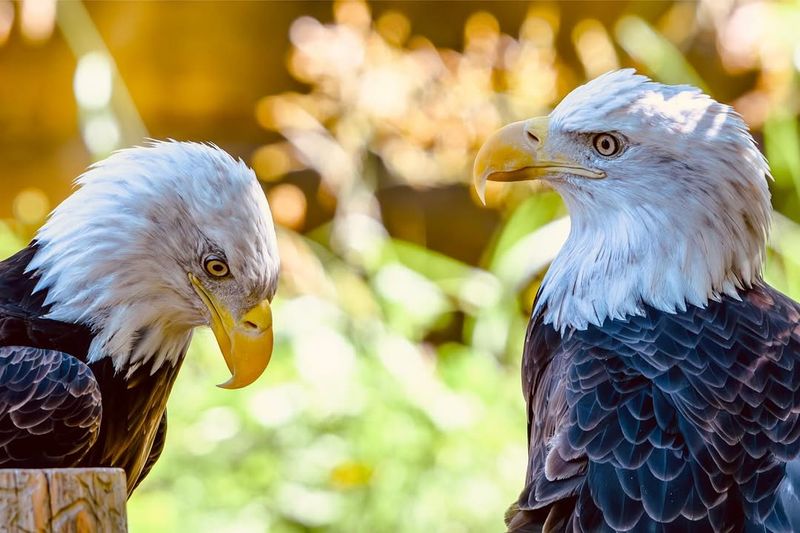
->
[526, 130, 539, 144]
[241, 299, 272, 334]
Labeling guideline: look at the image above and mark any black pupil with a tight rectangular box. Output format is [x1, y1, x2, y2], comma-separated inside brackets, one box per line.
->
[601, 138, 611, 151]
[210, 262, 225, 273]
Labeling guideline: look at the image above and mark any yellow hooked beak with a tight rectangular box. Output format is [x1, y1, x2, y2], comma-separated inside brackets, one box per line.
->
[189, 273, 274, 389]
[472, 117, 605, 203]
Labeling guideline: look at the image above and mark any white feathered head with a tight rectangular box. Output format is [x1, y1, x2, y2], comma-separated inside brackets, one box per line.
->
[30, 141, 280, 387]
[474, 70, 771, 330]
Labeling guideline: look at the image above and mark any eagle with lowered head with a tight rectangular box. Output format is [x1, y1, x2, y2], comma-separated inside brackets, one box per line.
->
[474, 70, 800, 531]
[0, 141, 279, 494]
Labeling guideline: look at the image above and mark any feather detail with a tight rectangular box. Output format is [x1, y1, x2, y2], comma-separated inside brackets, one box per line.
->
[514, 282, 800, 531]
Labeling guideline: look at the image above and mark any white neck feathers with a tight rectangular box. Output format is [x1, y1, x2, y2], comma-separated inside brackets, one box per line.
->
[535, 185, 768, 332]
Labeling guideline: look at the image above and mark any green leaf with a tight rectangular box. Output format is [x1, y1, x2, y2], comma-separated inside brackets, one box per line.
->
[615, 15, 708, 91]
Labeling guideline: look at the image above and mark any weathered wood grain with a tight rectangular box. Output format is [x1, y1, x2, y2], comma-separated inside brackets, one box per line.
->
[0, 469, 127, 533]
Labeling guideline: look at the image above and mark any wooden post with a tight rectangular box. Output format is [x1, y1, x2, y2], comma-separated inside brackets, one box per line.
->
[0, 468, 127, 533]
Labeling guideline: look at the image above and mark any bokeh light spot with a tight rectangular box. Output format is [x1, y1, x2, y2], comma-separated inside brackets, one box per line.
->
[82, 114, 121, 156]
[333, 0, 370, 31]
[376, 10, 410, 46]
[197, 407, 241, 443]
[252, 144, 293, 181]
[268, 183, 308, 230]
[74, 52, 113, 110]
[465, 11, 499, 42]
[658, 2, 697, 47]
[255, 96, 281, 131]
[20, 0, 55, 43]
[0, 0, 14, 45]
[572, 19, 618, 78]
[330, 461, 373, 490]
[357, 67, 411, 118]
[13, 188, 49, 225]
[520, 7, 558, 45]
[256, 95, 319, 131]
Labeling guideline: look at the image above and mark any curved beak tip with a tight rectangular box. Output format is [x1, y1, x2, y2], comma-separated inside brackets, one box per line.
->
[217, 372, 263, 390]
[216, 329, 273, 390]
[217, 378, 238, 390]
[475, 174, 487, 205]
[220, 321, 274, 390]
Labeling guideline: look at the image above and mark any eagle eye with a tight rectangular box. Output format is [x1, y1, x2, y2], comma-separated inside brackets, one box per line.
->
[204, 256, 230, 277]
[592, 133, 622, 157]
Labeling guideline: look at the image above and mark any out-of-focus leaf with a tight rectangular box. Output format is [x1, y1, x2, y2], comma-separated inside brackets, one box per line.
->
[485, 191, 563, 271]
[615, 15, 708, 91]
[389, 238, 475, 283]
[373, 262, 452, 337]
[492, 216, 570, 290]
[768, 212, 800, 299]
[763, 113, 800, 193]
[387, 238, 502, 312]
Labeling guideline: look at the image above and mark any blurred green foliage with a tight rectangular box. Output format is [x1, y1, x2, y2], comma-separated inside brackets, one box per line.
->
[3, 1, 800, 532]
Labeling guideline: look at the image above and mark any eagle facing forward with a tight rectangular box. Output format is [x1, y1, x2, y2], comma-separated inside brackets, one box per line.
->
[0, 142, 279, 494]
[474, 71, 800, 531]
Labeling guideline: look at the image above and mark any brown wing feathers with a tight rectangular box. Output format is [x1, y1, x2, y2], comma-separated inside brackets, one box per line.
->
[0, 345, 101, 467]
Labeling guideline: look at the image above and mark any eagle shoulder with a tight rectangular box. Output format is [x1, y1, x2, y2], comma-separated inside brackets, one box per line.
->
[0, 345, 102, 467]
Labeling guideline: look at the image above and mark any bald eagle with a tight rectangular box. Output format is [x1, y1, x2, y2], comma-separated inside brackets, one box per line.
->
[0, 142, 279, 494]
[474, 70, 800, 531]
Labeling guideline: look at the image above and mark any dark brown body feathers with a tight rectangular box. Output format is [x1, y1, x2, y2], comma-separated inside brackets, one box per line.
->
[509, 283, 800, 532]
